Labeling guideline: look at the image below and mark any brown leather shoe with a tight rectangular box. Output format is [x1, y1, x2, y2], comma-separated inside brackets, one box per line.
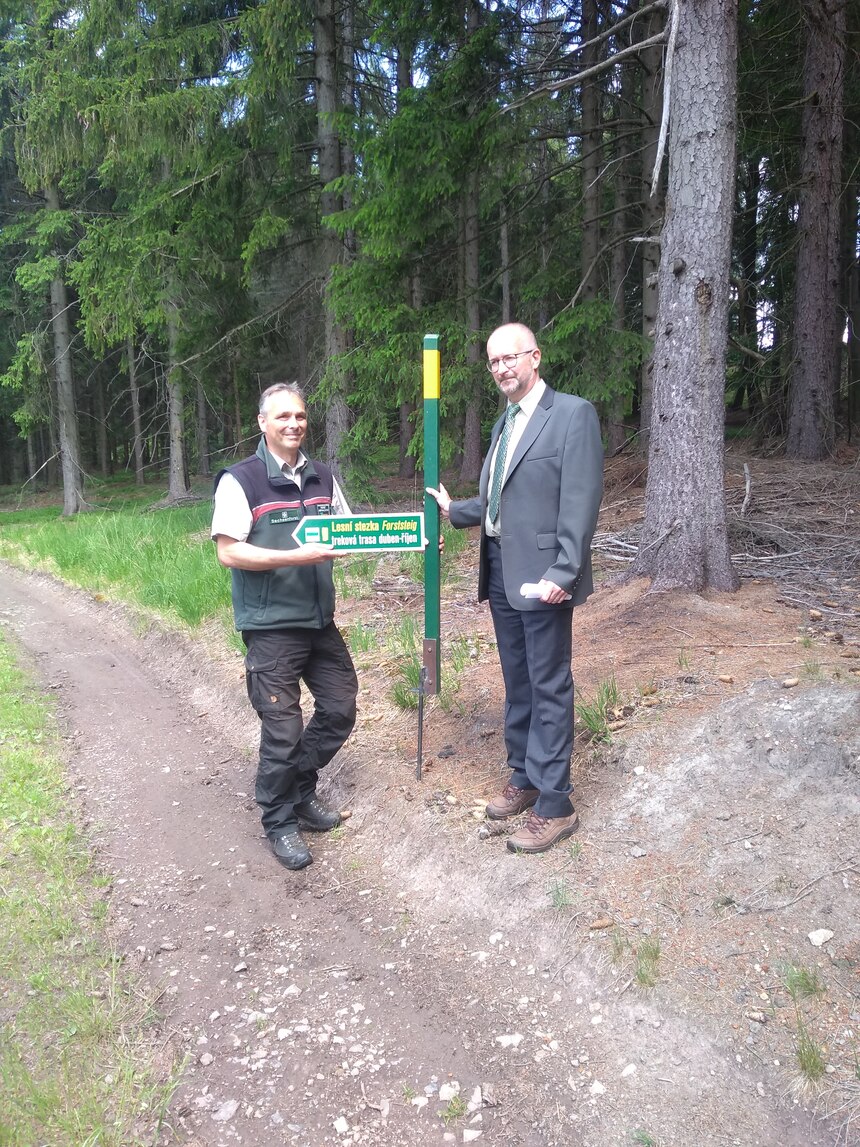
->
[506, 809, 580, 853]
[486, 782, 539, 821]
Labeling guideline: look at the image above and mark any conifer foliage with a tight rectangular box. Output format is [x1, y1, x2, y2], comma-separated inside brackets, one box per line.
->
[0, 0, 856, 590]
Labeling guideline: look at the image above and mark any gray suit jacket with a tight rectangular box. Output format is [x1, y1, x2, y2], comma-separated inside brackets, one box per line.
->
[449, 385, 603, 610]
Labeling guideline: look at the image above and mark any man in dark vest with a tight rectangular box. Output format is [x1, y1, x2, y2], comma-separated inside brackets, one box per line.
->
[212, 383, 358, 871]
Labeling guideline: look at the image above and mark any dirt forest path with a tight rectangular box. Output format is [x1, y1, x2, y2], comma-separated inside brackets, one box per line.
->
[1, 561, 858, 1147]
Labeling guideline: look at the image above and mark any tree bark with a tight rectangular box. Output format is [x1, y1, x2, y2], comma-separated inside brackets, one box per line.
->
[458, 0, 483, 485]
[93, 364, 111, 476]
[844, 117, 860, 439]
[499, 196, 512, 326]
[630, 0, 739, 593]
[637, 0, 666, 451]
[128, 335, 145, 485]
[735, 156, 761, 412]
[26, 433, 39, 488]
[459, 162, 482, 483]
[607, 41, 635, 455]
[315, 0, 350, 478]
[45, 184, 85, 516]
[165, 293, 192, 501]
[535, 0, 553, 328]
[786, 0, 846, 459]
[196, 376, 210, 478]
[580, 0, 602, 303]
[396, 38, 417, 481]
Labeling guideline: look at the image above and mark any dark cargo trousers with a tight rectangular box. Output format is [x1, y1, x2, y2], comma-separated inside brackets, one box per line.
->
[244, 625, 358, 840]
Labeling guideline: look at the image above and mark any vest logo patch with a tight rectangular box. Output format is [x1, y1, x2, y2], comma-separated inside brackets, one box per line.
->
[268, 509, 301, 525]
[315, 503, 333, 516]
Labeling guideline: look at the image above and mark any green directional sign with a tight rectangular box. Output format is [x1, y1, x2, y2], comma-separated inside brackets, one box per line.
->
[293, 513, 425, 552]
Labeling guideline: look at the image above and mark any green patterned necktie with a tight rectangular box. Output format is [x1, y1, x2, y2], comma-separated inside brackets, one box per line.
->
[488, 403, 520, 524]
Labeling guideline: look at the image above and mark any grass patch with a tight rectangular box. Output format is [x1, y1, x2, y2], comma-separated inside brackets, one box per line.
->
[333, 555, 380, 600]
[384, 611, 422, 709]
[345, 620, 378, 657]
[390, 659, 422, 710]
[437, 635, 477, 713]
[0, 501, 226, 627]
[439, 1094, 467, 1125]
[783, 964, 826, 1002]
[397, 521, 470, 587]
[575, 676, 619, 742]
[0, 630, 180, 1144]
[547, 879, 573, 911]
[781, 964, 828, 1085]
[610, 929, 629, 966]
[795, 1019, 826, 1082]
[634, 937, 662, 988]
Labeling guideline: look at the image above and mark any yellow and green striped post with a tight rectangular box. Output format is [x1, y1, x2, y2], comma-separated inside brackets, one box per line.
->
[422, 333, 441, 700]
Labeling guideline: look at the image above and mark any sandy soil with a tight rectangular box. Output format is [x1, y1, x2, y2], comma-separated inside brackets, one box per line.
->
[1, 456, 859, 1147]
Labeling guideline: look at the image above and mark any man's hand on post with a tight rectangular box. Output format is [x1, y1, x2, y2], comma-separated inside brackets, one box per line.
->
[426, 483, 451, 520]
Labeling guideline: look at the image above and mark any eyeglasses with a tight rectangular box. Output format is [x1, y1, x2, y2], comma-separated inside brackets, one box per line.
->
[486, 348, 537, 373]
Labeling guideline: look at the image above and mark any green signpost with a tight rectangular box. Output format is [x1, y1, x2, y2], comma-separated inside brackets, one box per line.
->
[422, 334, 441, 694]
[419, 334, 441, 780]
[293, 513, 425, 552]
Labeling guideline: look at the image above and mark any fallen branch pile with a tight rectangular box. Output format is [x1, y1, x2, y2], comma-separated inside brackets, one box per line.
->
[594, 455, 860, 614]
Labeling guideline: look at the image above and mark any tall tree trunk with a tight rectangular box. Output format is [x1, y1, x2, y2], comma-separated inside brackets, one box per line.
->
[630, 0, 739, 593]
[459, 0, 483, 484]
[93, 364, 110, 476]
[786, 0, 846, 459]
[128, 335, 145, 485]
[165, 294, 192, 500]
[844, 118, 860, 439]
[232, 353, 243, 451]
[499, 196, 512, 326]
[460, 162, 482, 483]
[315, 0, 350, 477]
[535, 0, 553, 328]
[580, 0, 601, 303]
[637, 0, 666, 452]
[340, 0, 356, 249]
[26, 433, 38, 488]
[196, 376, 210, 477]
[159, 153, 192, 502]
[607, 47, 635, 455]
[399, 269, 421, 480]
[396, 38, 417, 481]
[759, 200, 794, 438]
[735, 156, 761, 412]
[45, 184, 85, 516]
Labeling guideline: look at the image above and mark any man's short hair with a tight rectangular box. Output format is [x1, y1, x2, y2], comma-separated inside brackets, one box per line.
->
[259, 382, 306, 416]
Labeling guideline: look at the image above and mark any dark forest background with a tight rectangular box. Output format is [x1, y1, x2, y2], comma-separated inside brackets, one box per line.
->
[0, 0, 857, 587]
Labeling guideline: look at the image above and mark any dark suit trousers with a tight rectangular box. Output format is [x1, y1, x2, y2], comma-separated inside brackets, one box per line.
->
[486, 538, 575, 818]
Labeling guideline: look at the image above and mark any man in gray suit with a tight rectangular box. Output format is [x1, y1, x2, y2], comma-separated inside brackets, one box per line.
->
[427, 322, 603, 854]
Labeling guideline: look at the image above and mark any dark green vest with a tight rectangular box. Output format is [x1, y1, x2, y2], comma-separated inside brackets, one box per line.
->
[215, 439, 337, 631]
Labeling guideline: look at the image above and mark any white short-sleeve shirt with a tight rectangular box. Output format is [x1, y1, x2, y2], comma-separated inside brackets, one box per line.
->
[211, 450, 352, 542]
